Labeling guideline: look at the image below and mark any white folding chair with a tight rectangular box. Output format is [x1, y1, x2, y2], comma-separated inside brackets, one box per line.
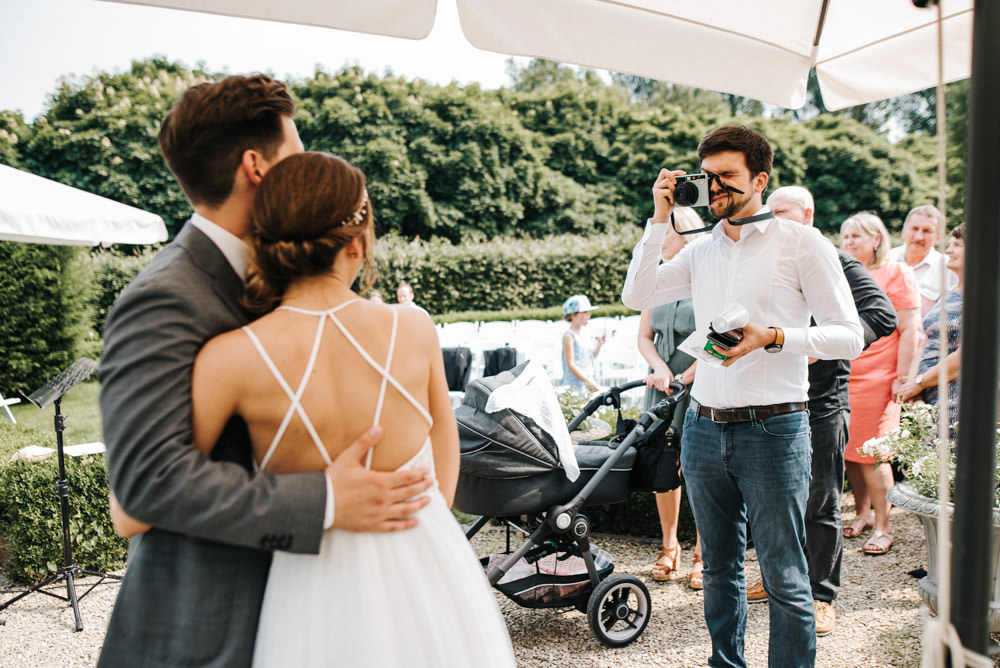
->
[1, 391, 21, 424]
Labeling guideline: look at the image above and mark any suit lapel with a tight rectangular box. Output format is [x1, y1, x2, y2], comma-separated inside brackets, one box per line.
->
[175, 222, 253, 325]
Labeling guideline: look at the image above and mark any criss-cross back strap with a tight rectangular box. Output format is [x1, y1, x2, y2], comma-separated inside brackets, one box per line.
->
[242, 300, 360, 469]
[249, 299, 433, 470]
[322, 305, 434, 469]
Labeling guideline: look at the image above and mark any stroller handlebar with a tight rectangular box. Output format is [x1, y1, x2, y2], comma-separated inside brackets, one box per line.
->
[642, 382, 688, 427]
[567, 379, 647, 432]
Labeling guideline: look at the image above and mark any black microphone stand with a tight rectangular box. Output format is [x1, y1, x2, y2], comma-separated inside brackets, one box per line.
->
[0, 359, 122, 631]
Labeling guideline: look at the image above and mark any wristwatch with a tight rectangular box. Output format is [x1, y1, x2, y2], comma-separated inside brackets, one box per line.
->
[915, 373, 925, 388]
[764, 327, 784, 353]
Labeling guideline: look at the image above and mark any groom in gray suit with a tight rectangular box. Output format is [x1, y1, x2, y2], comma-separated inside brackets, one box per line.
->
[98, 75, 433, 667]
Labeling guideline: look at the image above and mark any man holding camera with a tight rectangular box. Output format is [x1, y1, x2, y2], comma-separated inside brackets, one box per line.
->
[622, 126, 863, 667]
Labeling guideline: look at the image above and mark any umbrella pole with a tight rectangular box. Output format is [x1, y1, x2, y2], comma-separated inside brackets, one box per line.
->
[950, 0, 1000, 656]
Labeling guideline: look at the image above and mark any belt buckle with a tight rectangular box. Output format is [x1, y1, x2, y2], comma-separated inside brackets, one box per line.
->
[709, 407, 723, 423]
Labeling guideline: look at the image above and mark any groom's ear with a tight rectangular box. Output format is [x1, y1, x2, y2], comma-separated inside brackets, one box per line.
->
[240, 149, 266, 186]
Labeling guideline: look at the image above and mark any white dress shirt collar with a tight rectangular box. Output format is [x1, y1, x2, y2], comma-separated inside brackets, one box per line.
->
[188, 213, 249, 281]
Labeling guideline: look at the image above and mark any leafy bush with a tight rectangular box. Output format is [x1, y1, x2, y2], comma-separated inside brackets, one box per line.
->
[433, 303, 634, 325]
[79, 247, 159, 334]
[0, 242, 95, 394]
[371, 229, 642, 315]
[0, 110, 28, 167]
[0, 424, 126, 583]
[588, 489, 698, 542]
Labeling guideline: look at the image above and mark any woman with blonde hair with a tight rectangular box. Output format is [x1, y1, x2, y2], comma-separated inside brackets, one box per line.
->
[839, 212, 921, 555]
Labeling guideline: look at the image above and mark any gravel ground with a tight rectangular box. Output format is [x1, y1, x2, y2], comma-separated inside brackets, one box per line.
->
[1, 494, 997, 667]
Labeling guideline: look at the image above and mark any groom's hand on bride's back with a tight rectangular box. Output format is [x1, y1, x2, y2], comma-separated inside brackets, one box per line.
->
[328, 426, 434, 532]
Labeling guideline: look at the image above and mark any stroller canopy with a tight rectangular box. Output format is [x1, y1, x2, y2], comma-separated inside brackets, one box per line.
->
[457, 362, 568, 479]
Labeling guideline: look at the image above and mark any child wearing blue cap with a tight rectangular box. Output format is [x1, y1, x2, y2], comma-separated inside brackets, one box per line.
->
[560, 294, 606, 393]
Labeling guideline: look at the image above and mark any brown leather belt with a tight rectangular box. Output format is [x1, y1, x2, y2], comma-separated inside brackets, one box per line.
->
[694, 400, 806, 424]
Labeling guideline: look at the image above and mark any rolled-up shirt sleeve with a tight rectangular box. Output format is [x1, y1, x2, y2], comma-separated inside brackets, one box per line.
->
[621, 220, 693, 311]
[781, 231, 864, 361]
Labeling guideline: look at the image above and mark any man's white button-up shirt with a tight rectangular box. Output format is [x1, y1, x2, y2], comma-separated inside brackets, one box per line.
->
[622, 210, 863, 409]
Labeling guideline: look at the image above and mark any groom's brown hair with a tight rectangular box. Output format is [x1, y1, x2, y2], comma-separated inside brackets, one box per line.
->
[159, 74, 294, 207]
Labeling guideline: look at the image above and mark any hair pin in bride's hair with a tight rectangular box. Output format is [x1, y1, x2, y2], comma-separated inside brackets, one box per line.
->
[338, 189, 369, 228]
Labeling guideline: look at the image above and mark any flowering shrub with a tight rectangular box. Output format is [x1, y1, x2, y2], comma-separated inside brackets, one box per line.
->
[861, 402, 1000, 508]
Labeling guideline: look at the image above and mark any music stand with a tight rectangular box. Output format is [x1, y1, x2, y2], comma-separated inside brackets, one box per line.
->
[0, 359, 121, 631]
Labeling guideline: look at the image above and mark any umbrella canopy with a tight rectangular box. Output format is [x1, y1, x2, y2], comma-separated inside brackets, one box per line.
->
[103, 0, 438, 40]
[0, 164, 168, 246]
[104, 0, 972, 110]
[457, 0, 973, 110]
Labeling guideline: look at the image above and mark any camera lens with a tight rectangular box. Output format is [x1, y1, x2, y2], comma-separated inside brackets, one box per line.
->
[674, 181, 699, 207]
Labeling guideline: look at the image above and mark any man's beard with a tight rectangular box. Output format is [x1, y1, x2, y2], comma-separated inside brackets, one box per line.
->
[709, 188, 751, 220]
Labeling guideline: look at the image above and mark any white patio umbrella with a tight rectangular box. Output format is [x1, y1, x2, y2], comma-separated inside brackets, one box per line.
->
[104, 0, 972, 111]
[457, 0, 972, 110]
[0, 164, 168, 246]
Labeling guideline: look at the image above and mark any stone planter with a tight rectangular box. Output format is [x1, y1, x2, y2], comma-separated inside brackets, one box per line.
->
[886, 483, 1000, 632]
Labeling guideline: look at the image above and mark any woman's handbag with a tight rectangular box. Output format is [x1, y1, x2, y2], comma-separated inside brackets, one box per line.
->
[614, 416, 683, 493]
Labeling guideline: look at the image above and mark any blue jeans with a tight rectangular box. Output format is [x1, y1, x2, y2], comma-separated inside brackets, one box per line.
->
[681, 407, 816, 668]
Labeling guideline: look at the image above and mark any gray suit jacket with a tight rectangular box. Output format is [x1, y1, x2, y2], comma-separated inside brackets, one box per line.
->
[98, 223, 327, 667]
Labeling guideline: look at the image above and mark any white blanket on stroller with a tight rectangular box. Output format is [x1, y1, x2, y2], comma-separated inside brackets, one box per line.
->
[485, 359, 580, 481]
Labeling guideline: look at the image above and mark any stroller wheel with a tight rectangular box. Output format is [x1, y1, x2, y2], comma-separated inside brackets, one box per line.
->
[586, 574, 651, 647]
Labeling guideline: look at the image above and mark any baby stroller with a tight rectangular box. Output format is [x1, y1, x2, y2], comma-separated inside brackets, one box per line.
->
[454, 362, 687, 647]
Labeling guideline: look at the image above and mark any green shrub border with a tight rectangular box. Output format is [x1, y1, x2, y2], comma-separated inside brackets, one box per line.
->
[0, 423, 126, 584]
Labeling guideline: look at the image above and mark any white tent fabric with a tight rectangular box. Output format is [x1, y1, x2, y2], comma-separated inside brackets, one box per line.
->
[457, 0, 973, 110]
[0, 165, 168, 246]
[103, 0, 972, 111]
[102, 0, 437, 39]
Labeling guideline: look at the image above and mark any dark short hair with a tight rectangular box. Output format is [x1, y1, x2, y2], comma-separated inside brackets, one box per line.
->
[951, 222, 965, 241]
[698, 125, 773, 178]
[158, 74, 294, 207]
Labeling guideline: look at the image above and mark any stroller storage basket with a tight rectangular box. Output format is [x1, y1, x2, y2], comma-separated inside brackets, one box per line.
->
[483, 544, 614, 609]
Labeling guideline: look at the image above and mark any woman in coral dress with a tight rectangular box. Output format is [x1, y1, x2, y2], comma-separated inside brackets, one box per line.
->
[840, 213, 921, 556]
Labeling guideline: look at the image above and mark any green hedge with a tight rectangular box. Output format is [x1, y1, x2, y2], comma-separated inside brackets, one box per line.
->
[6, 230, 643, 389]
[0, 423, 126, 583]
[0, 242, 95, 394]
[372, 228, 642, 315]
[79, 247, 160, 335]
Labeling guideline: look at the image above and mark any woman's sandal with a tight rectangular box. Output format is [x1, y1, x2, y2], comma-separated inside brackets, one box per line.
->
[843, 515, 873, 538]
[651, 544, 681, 582]
[862, 530, 895, 555]
[689, 556, 704, 590]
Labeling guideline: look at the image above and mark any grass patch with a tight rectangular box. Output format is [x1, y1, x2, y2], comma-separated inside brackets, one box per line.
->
[3, 380, 102, 447]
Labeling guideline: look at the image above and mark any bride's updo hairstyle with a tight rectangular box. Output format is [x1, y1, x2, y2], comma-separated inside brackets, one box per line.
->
[245, 152, 376, 313]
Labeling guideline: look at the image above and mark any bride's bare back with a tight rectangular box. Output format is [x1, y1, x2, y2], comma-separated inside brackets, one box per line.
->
[190, 298, 459, 501]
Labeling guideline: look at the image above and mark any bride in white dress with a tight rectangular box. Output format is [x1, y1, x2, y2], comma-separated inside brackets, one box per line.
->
[187, 152, 514, 667]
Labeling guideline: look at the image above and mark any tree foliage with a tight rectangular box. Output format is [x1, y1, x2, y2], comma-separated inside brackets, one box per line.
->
[22, 58, 213, 238]
[4, 57, 961, 245]
[0, 110, 29, 167]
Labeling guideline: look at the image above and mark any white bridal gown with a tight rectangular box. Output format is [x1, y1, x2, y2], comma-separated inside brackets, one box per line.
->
[247, 300, 515, 667]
